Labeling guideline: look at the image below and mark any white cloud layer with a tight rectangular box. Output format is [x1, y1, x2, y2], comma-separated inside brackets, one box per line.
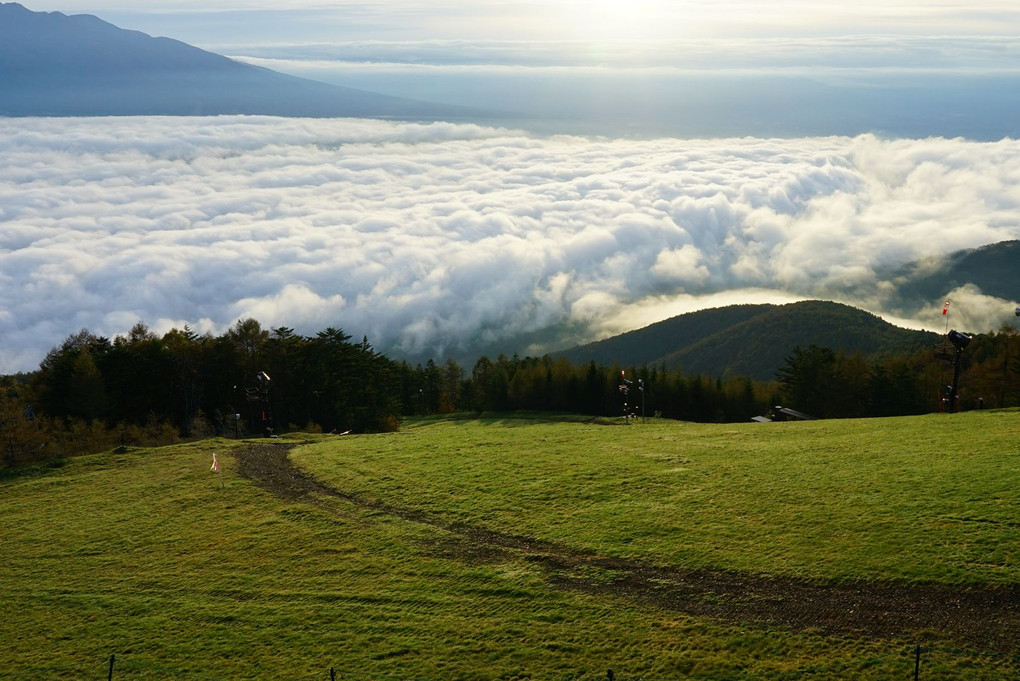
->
[2, 116, 1020, 373]
[229, 35, 1020, 72]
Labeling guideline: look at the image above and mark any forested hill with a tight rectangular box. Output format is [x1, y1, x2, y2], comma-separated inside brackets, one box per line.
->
[887, 240, 1020, 305]
[556, 300, 940, 380]
[555, 304, 772, 369]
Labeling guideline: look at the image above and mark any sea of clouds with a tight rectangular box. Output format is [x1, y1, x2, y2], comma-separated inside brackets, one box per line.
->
[2, 115, 1019, 373]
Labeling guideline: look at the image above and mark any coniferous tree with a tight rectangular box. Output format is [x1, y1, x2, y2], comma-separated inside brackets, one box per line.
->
[67, 348, 108, 420]
[163, 326, 202, 435]
[776, 344, 837, 417]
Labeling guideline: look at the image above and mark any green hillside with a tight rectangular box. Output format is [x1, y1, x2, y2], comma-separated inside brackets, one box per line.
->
[2, 413, 1018, 679]
[557, 300, 938, 380]
[556, 304, 772, 368]
[890, 240, 1020, 304]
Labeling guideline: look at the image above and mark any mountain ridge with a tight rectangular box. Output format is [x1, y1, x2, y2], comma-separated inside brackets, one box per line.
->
[554, 240, 1020, 380]
[555, 300, 940, 381]
[0, 2, 479, 119]
[886, 239, 1020, 305]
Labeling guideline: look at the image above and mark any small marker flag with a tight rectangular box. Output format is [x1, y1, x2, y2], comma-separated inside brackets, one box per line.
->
[211, 453, 220, 473]
[942, 300, 950, 315]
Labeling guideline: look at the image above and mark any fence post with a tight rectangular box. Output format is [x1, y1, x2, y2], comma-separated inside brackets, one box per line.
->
[914, 645, 922, 681]
[108, 654, 116, 681]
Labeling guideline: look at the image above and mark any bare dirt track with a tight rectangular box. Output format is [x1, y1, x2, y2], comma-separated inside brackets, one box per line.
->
[235, 443, 1020, 653]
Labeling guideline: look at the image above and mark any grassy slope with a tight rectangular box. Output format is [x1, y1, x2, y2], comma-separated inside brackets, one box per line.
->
[299, 411, 1018, 585]
[1, 413, 1017, 680]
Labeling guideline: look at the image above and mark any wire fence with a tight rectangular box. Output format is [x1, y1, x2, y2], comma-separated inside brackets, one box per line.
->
[97, 644, 1020, 680]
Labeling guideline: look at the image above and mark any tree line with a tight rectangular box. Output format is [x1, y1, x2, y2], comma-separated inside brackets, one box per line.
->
[2, 319, 1018, 467]
[776, 325, 1020, 419]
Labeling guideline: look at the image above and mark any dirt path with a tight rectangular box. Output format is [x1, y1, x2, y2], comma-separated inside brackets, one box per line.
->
[234, 443, 1020, 653]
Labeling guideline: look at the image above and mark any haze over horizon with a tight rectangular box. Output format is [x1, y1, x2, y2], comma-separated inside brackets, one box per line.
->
[3, 2, 1020, 373]
[17, 1, 1020, 138]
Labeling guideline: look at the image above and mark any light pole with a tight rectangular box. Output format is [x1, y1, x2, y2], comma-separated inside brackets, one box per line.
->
[256, 371, 273, 437]
[946, 330, 971, 413]
[1006, 306, 1020, 407]
[619, 371, 633, 423]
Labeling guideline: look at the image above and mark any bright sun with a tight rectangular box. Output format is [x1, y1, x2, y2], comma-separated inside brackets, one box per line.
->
[549, 0, 687, 42]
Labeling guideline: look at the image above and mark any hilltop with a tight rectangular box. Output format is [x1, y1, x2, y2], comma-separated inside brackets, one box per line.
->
[553, 240, 1020, 381]
[556, 300, 939, 380]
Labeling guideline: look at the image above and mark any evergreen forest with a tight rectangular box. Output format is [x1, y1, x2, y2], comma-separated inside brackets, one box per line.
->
[2, 317, 1019, 467]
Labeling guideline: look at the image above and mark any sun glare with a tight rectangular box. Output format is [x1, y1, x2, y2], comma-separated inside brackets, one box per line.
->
[549, 0, 690, 42]
[535, 1, 1020, 44]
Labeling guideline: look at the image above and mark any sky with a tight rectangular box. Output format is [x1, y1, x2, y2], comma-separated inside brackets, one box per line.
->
[3, 2, 1020, 372]
[18, 1, 1020, 83]
[18, 1, 1020, 43]
[13, 2, 1020, 140]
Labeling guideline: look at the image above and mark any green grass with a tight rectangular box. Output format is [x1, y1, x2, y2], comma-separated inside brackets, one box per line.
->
[1, 413, 1017, 680]
[298, 411, 1019, 585]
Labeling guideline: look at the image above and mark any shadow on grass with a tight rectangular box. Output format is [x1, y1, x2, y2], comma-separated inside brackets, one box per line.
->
[234, 441, 1020, 656]
[0, 456, 67, 482]
[401, 411, 627, 428]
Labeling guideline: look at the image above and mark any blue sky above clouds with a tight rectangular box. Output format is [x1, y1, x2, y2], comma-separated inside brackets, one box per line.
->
[21, 1, 1020, 139]
[22, 2, 1020, 42]
[3, 2, 1020, 372]
[19, 2, 1020, 69]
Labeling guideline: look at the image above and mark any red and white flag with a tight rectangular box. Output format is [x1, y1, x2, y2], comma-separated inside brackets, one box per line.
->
[211, 453, 220, 473]
[942, 300, 950, 316]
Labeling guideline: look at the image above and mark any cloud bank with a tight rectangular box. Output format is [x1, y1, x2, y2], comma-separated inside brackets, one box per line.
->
[227, 36, 1020, 141]
[2, 116, 1019, 373]
[230, 35, 1020, 72]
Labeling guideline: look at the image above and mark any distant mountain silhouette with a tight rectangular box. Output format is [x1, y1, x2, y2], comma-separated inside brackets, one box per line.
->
[885, 240, 1020, 305]
[555, 300, 938, 381]
[0, 2, 476, 119]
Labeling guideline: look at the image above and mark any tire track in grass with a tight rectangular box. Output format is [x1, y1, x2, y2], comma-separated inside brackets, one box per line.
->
[235, 443, 1020, 653]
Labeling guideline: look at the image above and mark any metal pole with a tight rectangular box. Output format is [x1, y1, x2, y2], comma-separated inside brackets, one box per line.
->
[1002, 351, 1009, 408]
[914, 645, 922, 681]
[951, 347, 963, 412]
[108, 654, 116, 681]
